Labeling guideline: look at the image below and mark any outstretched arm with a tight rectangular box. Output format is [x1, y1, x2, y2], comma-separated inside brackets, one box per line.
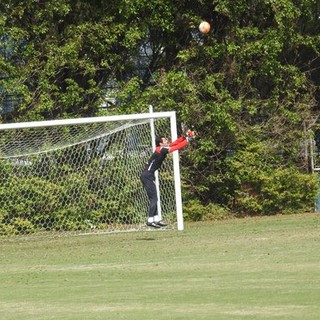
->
[168, 130, 195, 153]
[168, 137, 188, 153]
[169, 136, 186, 147]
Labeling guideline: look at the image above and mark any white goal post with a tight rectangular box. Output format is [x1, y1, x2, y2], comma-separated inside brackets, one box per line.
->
[0, 111, 184, 237]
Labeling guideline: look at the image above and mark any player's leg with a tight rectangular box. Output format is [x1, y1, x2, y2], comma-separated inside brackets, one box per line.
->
[145, 180, 167, 227]
[140, 172, 161, 228]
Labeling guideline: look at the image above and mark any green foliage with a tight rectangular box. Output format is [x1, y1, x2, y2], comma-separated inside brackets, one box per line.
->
[0, 0, 149, 120]
[260, 168, 317, 214]
[0, 153, 144, 235]
[183, 199, 232, 221]
[226, 144, 318, 215]
[1, 0, 319, 217]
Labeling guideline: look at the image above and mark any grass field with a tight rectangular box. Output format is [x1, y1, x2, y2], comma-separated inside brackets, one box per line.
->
[1, 214, 320, 320]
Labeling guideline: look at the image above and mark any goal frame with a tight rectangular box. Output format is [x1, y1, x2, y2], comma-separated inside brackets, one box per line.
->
[0, 111, 184, 231]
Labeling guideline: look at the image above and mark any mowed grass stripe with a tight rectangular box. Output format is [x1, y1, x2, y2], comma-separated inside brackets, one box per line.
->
[0, 214, 319, 320]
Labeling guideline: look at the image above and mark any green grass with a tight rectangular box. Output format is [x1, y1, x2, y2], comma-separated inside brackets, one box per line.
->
[1, 214, 320, 320]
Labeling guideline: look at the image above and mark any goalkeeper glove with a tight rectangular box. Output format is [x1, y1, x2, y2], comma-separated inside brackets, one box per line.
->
[186, 129, 196, 142]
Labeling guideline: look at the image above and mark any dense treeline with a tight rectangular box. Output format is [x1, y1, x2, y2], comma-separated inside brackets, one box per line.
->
[1, 0, 319, 216]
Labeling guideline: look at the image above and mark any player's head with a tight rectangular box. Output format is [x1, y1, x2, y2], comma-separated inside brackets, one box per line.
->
[155, 136, 169, 146]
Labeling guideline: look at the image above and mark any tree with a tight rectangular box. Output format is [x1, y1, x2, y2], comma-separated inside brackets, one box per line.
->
[116, 0, 320, 213]
[1, 0, 319, 214]
[0, 0, 152, 120]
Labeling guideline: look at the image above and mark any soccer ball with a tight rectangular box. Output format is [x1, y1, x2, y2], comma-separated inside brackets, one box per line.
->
[199, 21, 210, 34]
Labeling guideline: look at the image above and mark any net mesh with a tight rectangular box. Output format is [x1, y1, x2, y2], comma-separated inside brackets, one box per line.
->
[0, 117, 177, 237]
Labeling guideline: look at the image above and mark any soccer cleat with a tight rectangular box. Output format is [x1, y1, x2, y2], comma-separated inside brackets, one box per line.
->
[155, 221, 168, 227]
[146, 221, 161, 228]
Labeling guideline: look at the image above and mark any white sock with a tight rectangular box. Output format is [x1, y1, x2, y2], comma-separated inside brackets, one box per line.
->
[153, 215, 160, 222]
[148, 217, 153, 223]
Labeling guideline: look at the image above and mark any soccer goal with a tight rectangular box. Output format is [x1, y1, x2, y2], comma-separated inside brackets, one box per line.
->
[0, 111, 184, 237]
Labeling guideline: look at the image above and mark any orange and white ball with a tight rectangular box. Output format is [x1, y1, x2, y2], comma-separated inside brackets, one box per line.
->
[199, 21, 211, 34]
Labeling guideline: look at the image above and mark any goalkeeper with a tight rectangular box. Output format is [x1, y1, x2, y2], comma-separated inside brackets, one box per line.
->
[140, 129, 195, 228]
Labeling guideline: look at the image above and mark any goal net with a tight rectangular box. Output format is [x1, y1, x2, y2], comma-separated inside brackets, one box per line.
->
[0, 111, 184, 237]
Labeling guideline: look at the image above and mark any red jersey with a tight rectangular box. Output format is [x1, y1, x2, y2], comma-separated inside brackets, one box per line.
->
[144, 137, 188, 174]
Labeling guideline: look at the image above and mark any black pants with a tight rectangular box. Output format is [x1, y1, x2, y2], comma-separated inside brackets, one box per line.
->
[140, 171, 158, 218]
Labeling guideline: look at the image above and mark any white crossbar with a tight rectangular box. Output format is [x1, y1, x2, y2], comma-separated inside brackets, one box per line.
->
[0, 111, 176, 130]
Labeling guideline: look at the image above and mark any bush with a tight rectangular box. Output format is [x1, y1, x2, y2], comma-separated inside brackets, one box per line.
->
[232, 168, 318, 215]
[183, 199, 232, 221]
[0, 156, 148, 235]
